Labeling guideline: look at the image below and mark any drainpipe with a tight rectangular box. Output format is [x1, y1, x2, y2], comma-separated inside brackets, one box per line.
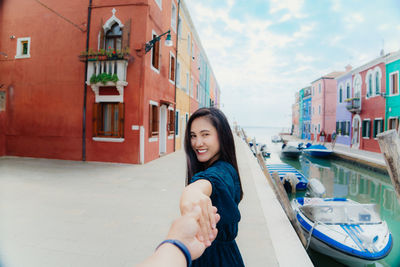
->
[82, 0, 92, 161]
[323, 78, 326, 133]
[173, 0, 181, 152]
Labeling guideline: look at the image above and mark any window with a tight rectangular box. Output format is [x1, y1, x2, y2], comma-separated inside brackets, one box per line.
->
[318, 84, 321, 93]
[175, 110, 180, 136]
[346, 82, 351, 99]
[168, 109, 175, 135]
[312, 107, 315, 115]
[375, 71, 380, 95]
[187, 34, 191, 54]
[353, 74, 362, 98]
[318, 105, 321, 115]
[388, 117, 399, 131]
[318, 124, 320, 133]
[171, 3, 177, 31]
[15, 37, 31, 58]
[312, 86, 315, 96]
[373, 119, 384, 138]
[169, 53, 175, 82]
[362, 120, 371, 138]
[339, 86, 343, 103]
[177, 15, 182, 38]
[154, 0, 162, 9]
[105, 23, 122, 51]
[390, 72, 399, 95]
[149, 103, 159, 137]
[367, 73, 373, 97]
[176, 60, 181, 87]
[93, 103, 124, 138]
[186, 72, 189, 94]
[151, 32, 160, 71]
[190, 77, 194, 97]
[0, 91, 6, 111]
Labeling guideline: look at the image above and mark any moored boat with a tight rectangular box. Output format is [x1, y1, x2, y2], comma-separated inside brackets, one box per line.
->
[303, 144, 333, 158]
[267, 163, 308, 190]
[280, 142, 303, 159]
[292, 197, 393, 266]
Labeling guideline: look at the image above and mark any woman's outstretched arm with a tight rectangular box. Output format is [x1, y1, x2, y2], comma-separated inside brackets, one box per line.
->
[180, 180, 217, 246]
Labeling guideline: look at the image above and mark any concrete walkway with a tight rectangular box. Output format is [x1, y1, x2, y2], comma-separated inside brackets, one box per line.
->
[0, 137, 312, 267]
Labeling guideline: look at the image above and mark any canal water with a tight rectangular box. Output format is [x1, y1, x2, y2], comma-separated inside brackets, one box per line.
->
[243, 127, 400, 267]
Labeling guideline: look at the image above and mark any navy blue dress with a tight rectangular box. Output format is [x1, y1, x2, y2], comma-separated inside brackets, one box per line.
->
[190, 160, 245, 267]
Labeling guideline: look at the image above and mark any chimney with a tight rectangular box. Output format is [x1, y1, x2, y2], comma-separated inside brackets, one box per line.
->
[345, 64, 352, 72]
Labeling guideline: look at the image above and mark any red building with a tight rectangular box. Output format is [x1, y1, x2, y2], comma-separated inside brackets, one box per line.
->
[0, 0, 183, 163]
[350, 54, 387, 153]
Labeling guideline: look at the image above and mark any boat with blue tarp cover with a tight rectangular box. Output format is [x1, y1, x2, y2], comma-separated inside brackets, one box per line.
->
[302, 144, 333, 158]
[292, 197, 393, 266]
[266, 163, 308, 190]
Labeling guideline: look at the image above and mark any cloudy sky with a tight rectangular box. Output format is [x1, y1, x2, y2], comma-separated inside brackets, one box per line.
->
[184, 0, 400, 128]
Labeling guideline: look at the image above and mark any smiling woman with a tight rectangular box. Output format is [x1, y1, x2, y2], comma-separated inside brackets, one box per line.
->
[180, 107, 244, 267]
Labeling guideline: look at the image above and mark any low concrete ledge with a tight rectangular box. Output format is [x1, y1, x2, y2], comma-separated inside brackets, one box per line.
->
[235, 136, 313, 266]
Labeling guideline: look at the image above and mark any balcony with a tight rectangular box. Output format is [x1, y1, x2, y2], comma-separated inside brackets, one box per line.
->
[345, 97, 361, 113]
[86, 59, 129, 103]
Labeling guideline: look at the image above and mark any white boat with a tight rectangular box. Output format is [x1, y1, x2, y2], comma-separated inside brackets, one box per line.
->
[280, 142, 303, 158]
[307, 178, 326, 197]
[292, 197, 393, 266]
[271, 135, 283, 143]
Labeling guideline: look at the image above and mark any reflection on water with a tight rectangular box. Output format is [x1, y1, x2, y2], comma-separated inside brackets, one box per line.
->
[294, 156, 400, 267]
[242, 127, 400, 266]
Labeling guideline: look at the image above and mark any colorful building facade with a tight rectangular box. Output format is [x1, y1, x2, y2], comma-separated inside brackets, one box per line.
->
[335, 70, 353, 146]
[311, 71, 343, 141]
[350, 55, 387, 152]
[301, 86, 312, 140]
[0, 0, 220, 164]
[385, 52, 400, 131]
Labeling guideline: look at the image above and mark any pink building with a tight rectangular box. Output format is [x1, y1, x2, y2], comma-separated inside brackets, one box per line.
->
[311, 71, 344, 141]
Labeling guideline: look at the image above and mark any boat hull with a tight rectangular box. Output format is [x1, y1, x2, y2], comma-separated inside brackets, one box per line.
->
[303, 149, 333, 158]
[293, 198, 393, 265]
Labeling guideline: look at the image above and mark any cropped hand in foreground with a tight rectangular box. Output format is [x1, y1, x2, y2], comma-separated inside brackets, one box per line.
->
[136, 205, 220, 267]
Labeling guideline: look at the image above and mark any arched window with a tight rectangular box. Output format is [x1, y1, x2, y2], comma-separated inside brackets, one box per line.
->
[375, 71, 380, 94]
[346, 83, 351, 99]
[339, 86, 343, 103]
[368, 74, 373, 97]
[105, 23, 122, 50]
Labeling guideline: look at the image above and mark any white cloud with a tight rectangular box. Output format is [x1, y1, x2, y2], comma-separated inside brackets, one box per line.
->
[269, 0, 306, 19]
[331, 0, 342, 12]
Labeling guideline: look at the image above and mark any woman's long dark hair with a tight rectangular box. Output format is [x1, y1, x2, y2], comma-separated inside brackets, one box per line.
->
[184, 107, 243, 201]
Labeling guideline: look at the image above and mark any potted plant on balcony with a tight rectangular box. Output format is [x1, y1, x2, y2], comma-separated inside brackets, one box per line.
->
[90, 73, 119, 85]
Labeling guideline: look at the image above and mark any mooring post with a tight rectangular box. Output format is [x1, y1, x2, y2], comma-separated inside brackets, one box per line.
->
[377, 130, 400, 204]
[256, 152, 307, 247]
[241, 128, 249, 146]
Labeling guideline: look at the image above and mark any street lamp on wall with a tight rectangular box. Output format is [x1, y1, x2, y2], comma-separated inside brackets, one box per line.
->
[145, 30, 173, 53]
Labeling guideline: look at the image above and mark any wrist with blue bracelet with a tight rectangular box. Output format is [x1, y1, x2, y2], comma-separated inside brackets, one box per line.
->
[157, 239, 192, 267]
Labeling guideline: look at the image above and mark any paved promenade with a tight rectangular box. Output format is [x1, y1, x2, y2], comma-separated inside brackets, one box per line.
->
[0, 137, 312, 267]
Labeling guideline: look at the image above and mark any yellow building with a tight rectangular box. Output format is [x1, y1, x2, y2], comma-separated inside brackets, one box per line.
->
[175, 1, 192, 150]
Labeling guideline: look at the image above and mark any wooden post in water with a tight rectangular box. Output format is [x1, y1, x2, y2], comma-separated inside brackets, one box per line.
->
[241, 128, 249, 146]
[256, 152, 307, 247]
[252, 138, 257, 155]
[377, 130, 400, 204]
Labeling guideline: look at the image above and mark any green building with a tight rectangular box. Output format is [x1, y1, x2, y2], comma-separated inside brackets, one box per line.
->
[385, 52, 400, 130]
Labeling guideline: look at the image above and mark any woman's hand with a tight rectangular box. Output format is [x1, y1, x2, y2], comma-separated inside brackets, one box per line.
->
[167, 205, 220, 259]
[180, 180, 216, 246]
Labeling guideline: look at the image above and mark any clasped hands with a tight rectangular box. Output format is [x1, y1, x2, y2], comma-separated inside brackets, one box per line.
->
[180, 182, 219, 253]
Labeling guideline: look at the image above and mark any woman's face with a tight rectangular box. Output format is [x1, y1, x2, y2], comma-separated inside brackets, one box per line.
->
[190, 116, 220, 165]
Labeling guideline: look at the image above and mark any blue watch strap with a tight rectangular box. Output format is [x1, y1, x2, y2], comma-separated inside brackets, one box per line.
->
[157, 239, 192, 267]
